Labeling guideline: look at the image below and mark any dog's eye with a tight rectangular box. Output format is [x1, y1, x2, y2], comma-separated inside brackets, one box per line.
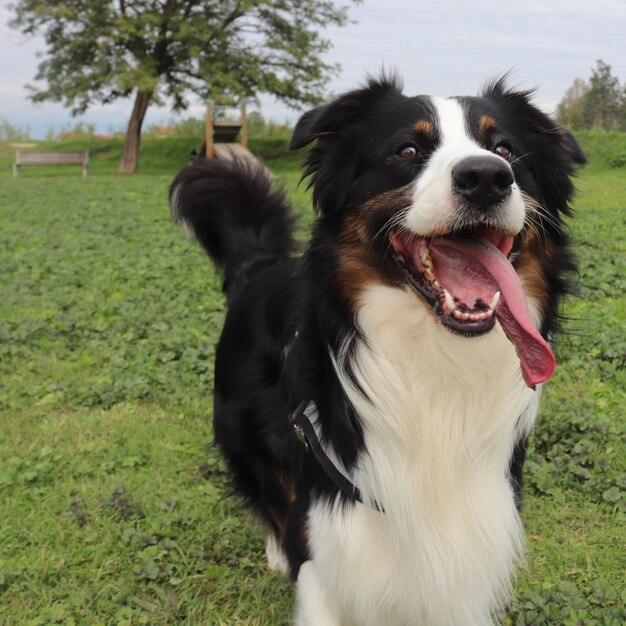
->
[398, 145, 419, 159]
[494, 143, 513, 161]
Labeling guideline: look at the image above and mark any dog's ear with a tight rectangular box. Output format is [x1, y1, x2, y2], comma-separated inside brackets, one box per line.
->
[289, 75, 404, 213]
[560, 129, 586, 165]
[529, 115, 587, 165]
[289, 105, 334, 151]
[290, 74, 403, 150]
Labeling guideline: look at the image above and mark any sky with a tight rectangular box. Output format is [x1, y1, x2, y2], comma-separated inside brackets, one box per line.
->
[1, 0, 625, 139]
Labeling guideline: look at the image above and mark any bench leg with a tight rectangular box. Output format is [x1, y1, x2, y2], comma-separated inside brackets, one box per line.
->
[12, 164, 19, 178]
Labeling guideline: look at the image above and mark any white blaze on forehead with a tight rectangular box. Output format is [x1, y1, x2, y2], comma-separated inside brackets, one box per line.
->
[403, 96, 526, 236]
[431, 96, 476, 147]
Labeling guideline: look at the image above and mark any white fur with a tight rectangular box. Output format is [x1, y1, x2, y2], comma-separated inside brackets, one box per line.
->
[170, 183, 198, 241]
[295, 561, 342, 626]
[265, 533, 289, 574]
[404, 97, 526, 237]
[296, 284, 539, 626]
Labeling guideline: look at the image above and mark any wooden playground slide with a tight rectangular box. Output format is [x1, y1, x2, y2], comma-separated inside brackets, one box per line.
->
[200, 103, 275, 180]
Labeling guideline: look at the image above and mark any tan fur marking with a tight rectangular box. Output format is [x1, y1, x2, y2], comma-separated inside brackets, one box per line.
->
[343, 184, 414, 245]
[515, 227, 550, 312]
[342, 212, 370, 244]
[277, 470, 296, 502]
[413, 120, 434, 136]
[479, 115, 497, 136]
[338, 183, 414, 307]
[262, 470, 296, 534]
[337, 247, 384, 307]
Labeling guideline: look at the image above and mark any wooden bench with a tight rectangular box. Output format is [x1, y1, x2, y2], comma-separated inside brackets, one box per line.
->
[13, 150, 89, 177]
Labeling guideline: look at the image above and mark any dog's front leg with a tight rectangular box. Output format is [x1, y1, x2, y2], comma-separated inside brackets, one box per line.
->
[295, 560, 343, 626]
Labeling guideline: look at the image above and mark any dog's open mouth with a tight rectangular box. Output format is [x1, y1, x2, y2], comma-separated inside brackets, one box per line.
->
[389, 227, 555, 388]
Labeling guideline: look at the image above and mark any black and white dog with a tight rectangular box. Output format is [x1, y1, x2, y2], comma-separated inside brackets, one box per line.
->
[171, 75, 585, 625]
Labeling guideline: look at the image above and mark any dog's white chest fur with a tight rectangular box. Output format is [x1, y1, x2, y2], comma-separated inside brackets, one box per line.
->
[297, 285, 539, 626]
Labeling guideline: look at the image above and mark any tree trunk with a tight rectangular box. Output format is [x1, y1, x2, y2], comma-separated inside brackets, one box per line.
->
[118, 89, 152, 174]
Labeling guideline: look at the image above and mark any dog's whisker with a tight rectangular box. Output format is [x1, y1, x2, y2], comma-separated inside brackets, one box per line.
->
[522, 192, 561, 232]
[510, 152, 534, 166]
[368, 206, 412, 249]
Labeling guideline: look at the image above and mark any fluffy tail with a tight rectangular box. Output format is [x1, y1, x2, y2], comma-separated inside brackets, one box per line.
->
[170, 158, 296, 293]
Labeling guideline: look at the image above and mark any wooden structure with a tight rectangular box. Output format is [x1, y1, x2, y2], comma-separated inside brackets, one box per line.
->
[204, 102, 248, 159]
[200, 102, 273, 179]
[13, 150, 89, 177]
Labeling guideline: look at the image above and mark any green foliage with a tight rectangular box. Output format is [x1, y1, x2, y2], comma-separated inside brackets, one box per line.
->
[52, 121, 98, 140]
[142, 113, 294, 140]
[9, 0, 356, 112]
[9, 0, 356, 171]
[510, 580, 625, 625]
[0, 135, 624, 623]
[584, 60, 624, 131]
[0, 117, 31, 141]
[556, 79, 589, 130]
[557, 60, 626, 131]
[144, 116, 206, 138]
[247, 111, 294, 138]
[572, 130, 626, 171]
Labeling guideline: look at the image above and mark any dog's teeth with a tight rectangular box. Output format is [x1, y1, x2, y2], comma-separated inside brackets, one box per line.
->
[444, 289, 455, 311]
[424, 268, 435, 281]
[451, 307, 494, 323]
[420, 240, 433, 268]
[489, 291, 501, 309]
[432, 280, 441, 290]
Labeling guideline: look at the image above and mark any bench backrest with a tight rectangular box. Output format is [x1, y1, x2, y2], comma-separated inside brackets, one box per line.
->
[16, 150, 89, 165]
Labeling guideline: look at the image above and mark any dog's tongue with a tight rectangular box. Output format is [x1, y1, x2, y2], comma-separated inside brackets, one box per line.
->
[429, 237, 555, 388]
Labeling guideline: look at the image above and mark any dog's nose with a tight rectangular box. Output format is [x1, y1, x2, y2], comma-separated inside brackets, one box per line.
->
[452, 156, 514, 209]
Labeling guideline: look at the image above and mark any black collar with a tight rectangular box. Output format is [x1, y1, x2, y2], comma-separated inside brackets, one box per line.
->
[290, 399, 384, 513]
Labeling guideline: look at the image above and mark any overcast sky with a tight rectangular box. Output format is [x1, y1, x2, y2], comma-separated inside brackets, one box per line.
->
[1, 0, 625, 138]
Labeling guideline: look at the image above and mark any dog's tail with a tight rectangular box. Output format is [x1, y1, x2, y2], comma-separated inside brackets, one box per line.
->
[170, 158, 296, 294]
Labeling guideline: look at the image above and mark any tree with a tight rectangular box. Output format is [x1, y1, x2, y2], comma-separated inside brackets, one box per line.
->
[247, 110, 267, 136]
[9, 0, 357, 173]
[557, 60, 626, 131]
[620, 85, 626, 132]
[0, 118, 31, 141]
[583, 60, 622, 131]
[556, 78, 588, 130]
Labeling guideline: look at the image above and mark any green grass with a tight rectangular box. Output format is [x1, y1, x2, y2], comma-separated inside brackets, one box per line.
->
[0, 136, 303, 179]
[0, 134, 624, 625]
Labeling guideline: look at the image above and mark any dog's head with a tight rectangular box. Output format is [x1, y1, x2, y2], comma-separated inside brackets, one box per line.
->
[291, 75, 585, 388]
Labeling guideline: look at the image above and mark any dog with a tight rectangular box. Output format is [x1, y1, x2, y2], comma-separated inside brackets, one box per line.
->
[170, 74, 585, 626]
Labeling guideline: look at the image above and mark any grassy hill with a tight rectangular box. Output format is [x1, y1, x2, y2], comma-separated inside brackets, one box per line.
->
[2, 130, 626, 177]
[0, 135, 302, 178]
[0, 132, 624, 624]
[575, 130, 626, 170]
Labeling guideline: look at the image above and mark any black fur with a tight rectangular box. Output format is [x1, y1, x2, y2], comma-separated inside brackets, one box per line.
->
[170, 158, 296, 298]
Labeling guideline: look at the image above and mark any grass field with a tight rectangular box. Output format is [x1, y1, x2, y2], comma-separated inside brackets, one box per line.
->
[0, 133, 624, 625]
